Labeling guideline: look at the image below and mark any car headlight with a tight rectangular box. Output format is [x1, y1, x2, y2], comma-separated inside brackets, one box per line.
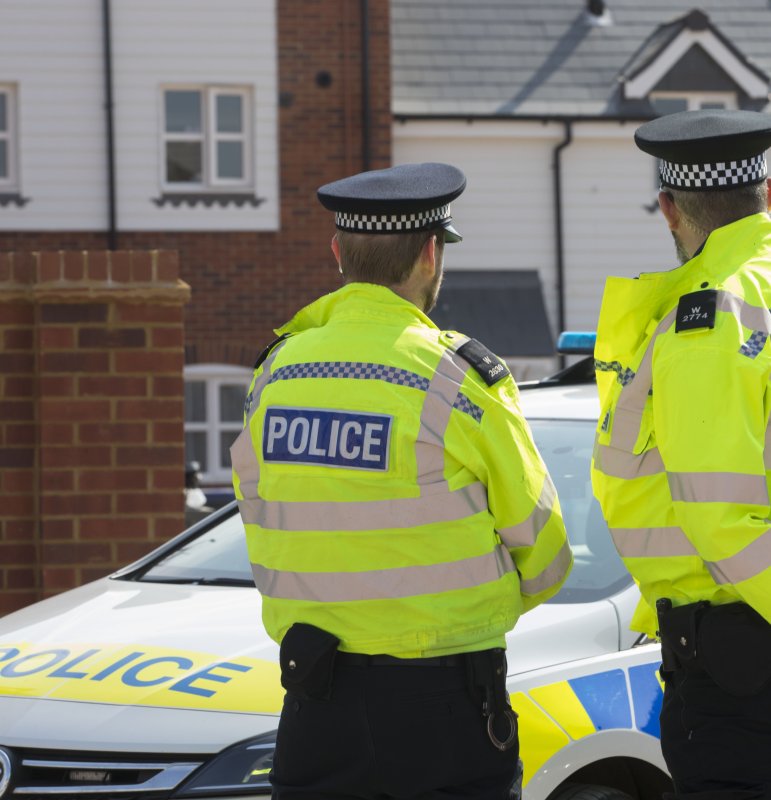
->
[174, 731, 275, 797]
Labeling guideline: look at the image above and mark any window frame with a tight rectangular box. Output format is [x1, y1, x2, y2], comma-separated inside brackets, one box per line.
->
[160, 85, 253, 193]
[649, 90, 738, 113]
[0, 84, 19, 191]
[184, 364, 253, 484]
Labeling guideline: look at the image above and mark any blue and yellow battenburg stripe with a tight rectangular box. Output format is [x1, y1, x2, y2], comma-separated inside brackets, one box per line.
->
[513, 662, 664, 784]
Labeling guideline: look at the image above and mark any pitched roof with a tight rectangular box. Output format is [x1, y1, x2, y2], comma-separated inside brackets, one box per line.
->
[391, 1, 771, 118]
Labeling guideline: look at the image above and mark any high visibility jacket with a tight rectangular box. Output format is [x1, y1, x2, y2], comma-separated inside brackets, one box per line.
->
[231, 282, 571, 657]
[591, 213, 771, 636]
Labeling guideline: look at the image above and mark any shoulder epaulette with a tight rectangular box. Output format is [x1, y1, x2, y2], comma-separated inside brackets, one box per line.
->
[253, 333, 292, 370]
[675, 289, 717, 333]
[443, 333, 510, 387]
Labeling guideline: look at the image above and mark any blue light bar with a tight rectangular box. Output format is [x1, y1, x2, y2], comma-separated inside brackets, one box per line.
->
[557, 331, 596, 355]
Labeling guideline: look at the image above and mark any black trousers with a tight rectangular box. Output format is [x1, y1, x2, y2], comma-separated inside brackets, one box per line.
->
[270, 658, 520, 800]
[661, 667, 771, 800]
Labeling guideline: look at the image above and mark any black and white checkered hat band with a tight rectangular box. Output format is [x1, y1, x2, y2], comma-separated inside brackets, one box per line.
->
[335, 204, 451, 233]
[660, 153, 767, 189]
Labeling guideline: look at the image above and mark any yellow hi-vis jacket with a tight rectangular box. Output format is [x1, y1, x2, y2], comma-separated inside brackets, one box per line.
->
[231, 282, 571, 657]
[591, 212, 771, 636]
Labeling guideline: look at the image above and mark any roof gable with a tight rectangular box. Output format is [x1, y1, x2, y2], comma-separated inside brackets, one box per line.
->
[621, 10, 768, 100]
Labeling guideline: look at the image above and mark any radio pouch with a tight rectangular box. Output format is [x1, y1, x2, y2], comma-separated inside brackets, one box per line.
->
[279, 623, 340, 700]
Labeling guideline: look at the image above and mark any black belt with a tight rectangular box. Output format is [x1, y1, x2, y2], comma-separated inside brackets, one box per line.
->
[337, 651, 464, 668]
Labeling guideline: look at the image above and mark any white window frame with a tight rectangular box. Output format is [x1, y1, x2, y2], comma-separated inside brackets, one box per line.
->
[649, 90, 738, 112]
[184, 364, 253, 484]
[161, 85, 253, 192]
[0, 85, 19, 191]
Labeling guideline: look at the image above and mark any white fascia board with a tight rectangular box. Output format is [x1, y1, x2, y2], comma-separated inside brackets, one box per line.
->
[624, 29, 768, 100]
[394, 119, 640, 141]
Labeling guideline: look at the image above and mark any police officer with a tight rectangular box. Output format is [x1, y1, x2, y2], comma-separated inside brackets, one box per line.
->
[590, 111, 771, 800]
[231, 162, 571, 799]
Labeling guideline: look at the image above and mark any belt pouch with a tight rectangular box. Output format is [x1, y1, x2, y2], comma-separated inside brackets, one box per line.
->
[279, 623, 340, 700]
[657, 600, 709, 673]
[697, 603, 771, 697]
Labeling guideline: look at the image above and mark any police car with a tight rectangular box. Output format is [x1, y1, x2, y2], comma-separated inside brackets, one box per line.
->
[0, 336, 671, 800]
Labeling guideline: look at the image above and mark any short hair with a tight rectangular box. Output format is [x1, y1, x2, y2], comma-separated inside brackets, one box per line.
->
[669, 181, 768, 234]
[336, 228, 441, 285]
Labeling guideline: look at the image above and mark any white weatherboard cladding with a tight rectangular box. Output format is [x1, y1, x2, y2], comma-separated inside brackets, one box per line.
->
[0, 0, 279, 232]
[394, 120, 677, 339]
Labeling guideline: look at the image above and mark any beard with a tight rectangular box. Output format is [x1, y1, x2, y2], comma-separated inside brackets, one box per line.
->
[671, 230, 691, 265]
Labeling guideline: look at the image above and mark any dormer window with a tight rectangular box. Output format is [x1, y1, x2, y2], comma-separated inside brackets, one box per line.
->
[649, 91, 737, 116]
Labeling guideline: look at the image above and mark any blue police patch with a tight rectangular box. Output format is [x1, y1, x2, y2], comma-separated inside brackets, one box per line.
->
[263, 407, 392, 471]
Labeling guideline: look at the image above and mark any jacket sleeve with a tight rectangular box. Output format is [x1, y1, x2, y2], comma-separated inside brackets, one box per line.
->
[653, 343, 771, 622]
[472, 379, 572, 612]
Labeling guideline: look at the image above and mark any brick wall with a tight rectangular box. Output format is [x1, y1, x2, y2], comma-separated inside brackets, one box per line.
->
[0, 1, 392, 371]
[0, 250, 190, 615]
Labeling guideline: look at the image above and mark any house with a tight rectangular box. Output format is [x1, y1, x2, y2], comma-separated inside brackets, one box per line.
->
[391, 0, 771, 376]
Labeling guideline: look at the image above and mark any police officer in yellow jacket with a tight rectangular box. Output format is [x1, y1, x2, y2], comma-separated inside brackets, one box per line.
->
[590, 111, 771, 800]
[231, 162, 571, 799]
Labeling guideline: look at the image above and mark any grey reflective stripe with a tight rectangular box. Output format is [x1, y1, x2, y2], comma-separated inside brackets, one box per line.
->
[251, 543, 515, 601]
[610, 526, 698, 558]
[609, 307, 677, 452]
[716, 290, 771, 335]
[593, 440, 665, 479]
[519, 538, 572, 596]
[704, 526, 771, 585]
[498, 476, 557, 547]
[416, 347, 473, 486]
[765, 417, 771, 470]
[668, 471, 770, 505]
[239, 481, 489, 531]
[231, 343, 289, 496]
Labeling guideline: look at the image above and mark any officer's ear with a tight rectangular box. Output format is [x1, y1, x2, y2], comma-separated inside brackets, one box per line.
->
[766, 178, 771, 211]
[331, 234, 343, 275]
[417, 235, 437, 278]
[658, 190, 679, 231]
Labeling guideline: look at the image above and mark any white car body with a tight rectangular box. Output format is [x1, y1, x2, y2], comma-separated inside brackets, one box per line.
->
[0, 374, 670, 800]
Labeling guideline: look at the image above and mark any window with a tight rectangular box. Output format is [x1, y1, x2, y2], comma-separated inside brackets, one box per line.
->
[162, 87, 252, 191]
[649, 91, 737, 115]
[184, 365, 253, 483]
[0, 85, 18, 191]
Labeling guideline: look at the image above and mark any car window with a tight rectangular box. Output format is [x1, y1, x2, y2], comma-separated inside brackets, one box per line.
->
[137, 418, 630, 602]
[529, 419, 631, 603]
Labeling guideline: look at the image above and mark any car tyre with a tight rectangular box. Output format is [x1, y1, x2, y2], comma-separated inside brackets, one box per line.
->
[549, 783, 636, 800]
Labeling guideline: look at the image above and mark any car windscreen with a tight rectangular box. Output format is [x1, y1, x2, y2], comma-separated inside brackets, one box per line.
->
[529, 419, 631, 603]
[137, 419, 630, 602]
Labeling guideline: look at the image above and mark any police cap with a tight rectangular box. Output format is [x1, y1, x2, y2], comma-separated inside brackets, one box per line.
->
[317, 162, 467, 243]
[635, 109, 771, 191]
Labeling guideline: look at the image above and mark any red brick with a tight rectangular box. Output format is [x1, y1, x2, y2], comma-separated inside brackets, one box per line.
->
[42, 567, 78, 590]
[3, 328, 34, 349]
[153, 516, 186, 539]
[40, 326, 75, 349]
[2, 469, 35, 493]
[79, 328, 146, 349]
[39, 251, 62, 282]
[81, 517, 149, 539]
[131, 251, 153, 282]
[11, 252, 37, 285]
[40, 304, 108, 324]
[79, 375, 148, 396]
[0, 543, 37, 564]
[42, 518, 75, 539]
[110, 251, 131, 282]
[115, 352, 183, 373]
[0, 592, 39, 614]
[39, 423, 74, 445]
[42, 446, 111, 468]
[77, 469, 147, 492]
[0, 352, 34, 372]
[40, 470, 74, 492]
[81, 566, 114, 584]
[39, 351, 109, 373]
[87, 250, 109, 281]
[116, 492, 184, 515]
[116, 445, 183, 467]
[6, 568, 37, 590]
[152, 375, 184, 396]
[0, 448, 34, 469]
[40, 398, 111, 422]
[152, 422, 183, 443]
[0, 251, 11, 282]
[6, 424, 36, 446]
[42, 493, 112, 516]
[3, 494, 35, 516]
[40, 375, 75, 396]
[0, 305, 34, 325]
[117, 542, 155, 563]
[42, 542, 112, 564]
[156, 251, 179, 281]
[116, 304, 183, 324]
[4, 376, 34, 397]
[116, 399, 181, 420]
[79, 422, 147, 444]
[63, 251, 86, 281]
[0, 400, 34, 421]
[151, 327, 184, 348]
[1, 519, 36, 538]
